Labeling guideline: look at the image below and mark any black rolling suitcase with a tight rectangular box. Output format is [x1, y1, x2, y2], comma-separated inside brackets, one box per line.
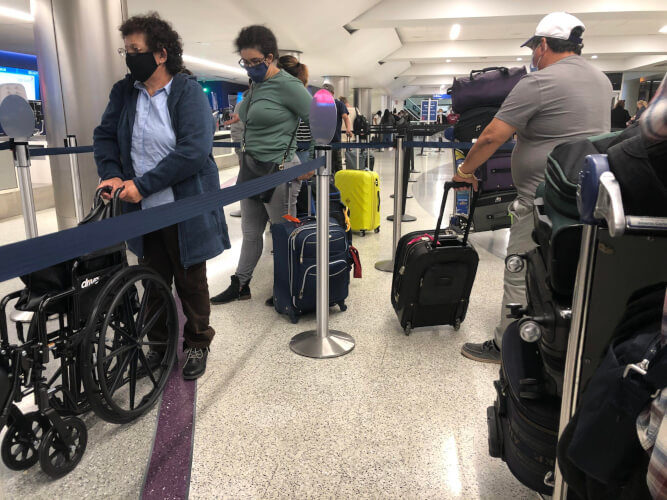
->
[391, 182, 479, 335]
[487, 321, 560, 496]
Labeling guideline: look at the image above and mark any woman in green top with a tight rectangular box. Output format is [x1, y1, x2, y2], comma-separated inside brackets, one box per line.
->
[211, 25, 313, 305]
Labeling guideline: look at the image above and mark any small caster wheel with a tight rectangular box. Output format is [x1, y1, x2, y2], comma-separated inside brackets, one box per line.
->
[38, 416, 87, 478]
[1, 412, 50, 471]
[404, 322, 412, 336]
[374, 227, 380, 233]
[339, 302, 347, 312]
[361, 230, 366, 237]
[453, 319, 461, 331]
[288, 311, 298, 324]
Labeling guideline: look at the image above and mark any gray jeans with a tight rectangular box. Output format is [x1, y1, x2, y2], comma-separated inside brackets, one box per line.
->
[493, 197, 538, 348]
[235, 155, 301, 285]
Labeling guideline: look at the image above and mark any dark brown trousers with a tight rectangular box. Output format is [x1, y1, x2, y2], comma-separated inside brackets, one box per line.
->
[140, 225, 214, 349]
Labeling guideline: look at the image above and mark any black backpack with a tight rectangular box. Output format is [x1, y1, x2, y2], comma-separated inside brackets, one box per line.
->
[353, 109, 370, 137]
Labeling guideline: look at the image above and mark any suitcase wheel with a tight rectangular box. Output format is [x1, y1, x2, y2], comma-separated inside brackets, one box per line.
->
[404, 322, 412, 336]
[360, 230, 366, 237]
[374, 227, 380, 233]
[288, 311, 299, 324]
[338, 301, 347, 312]
[453, 319, 461, 331]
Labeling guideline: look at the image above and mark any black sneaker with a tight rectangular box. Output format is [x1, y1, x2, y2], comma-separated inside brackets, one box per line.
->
[210, 275, 251, 304]
[461, 340, 501, 364]
[182, 347, 209, 380]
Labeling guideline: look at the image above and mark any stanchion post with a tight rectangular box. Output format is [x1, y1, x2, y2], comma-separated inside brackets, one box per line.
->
[12, 142, 38, 238]
[375, 135, 405, 272]
[65, 135, 85, 223]
[290, 146, 355, 359]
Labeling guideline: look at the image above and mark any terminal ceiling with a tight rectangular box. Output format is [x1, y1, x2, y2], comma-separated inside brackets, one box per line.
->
[1, 0, 666, 98]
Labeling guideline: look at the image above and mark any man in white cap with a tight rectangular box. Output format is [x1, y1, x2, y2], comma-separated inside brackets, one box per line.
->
[453, 12, 613, 363]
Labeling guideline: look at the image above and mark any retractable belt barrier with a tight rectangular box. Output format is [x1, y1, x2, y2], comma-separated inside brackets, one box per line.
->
[211, 141, 393, 150]
[0, 154, 323, 282]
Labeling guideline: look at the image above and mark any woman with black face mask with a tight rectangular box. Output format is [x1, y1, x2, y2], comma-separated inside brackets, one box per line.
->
[211, 25, 312, 306]
[93, 13, 230, 380]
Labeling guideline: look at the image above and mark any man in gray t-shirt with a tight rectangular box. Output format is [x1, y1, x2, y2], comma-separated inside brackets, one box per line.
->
[454, 12, 612, 363]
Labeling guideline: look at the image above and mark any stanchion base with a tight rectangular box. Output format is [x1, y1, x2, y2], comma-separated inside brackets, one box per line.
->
[416, 153, 428, 157]
[387, 214, 417, 222]
[390, 194, 413, 199]
[230, 209, 242, 217]
[408, 177, 417, 183]
[290, 330, 355, 358]
[374, 259, 393, 272]
[410, 170, 421, 174]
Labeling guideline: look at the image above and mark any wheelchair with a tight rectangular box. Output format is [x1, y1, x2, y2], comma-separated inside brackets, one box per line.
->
[0, 187, 178, 478]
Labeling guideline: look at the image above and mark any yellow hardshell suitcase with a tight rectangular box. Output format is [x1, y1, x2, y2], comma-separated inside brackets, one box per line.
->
[334, 169, 381, 236]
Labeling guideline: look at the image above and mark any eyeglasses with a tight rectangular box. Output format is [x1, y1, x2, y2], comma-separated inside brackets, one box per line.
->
[238, 57, 266, 68]
[118, 48, 149, 57]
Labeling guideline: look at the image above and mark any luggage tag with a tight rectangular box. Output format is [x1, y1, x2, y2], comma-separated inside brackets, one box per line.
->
[349, 245, 362, 278]
[407, 234, 440, 246]
[282, 214, 301, 224]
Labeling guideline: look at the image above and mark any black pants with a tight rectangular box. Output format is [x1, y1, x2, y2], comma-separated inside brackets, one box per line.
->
[140, 225, 214, 349]
[332, 149, 343, 173]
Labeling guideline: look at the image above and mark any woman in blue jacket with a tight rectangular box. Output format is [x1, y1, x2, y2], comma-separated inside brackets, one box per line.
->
[93, 13, 230, 380]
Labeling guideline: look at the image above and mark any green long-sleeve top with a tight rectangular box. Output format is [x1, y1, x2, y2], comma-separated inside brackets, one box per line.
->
[238, 70, 313, 164]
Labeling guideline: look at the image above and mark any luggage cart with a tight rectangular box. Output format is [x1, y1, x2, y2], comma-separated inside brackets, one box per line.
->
[552, 154, 667, 497]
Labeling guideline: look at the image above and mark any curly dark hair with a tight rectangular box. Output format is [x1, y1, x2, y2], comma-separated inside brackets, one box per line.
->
[234, 25, 278, 60]
[120, 12, 185, 75]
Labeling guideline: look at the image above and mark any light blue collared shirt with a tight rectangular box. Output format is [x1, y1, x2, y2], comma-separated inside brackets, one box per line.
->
[131, 79, 176, 209]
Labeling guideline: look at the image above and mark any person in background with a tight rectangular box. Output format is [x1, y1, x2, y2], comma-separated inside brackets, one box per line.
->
[628, 100, 648, 126]
[321, 83, 352, 172]
[340, 96, 356, 141]
[211, 25, 312, 306]
[372, 110, 381, 126]
[380, 108, 396, 149]
[452, 12, 612, 363]
[611, 99, 631, 129]
[93, 13, 230, 379]
[276, 55, 314, 168]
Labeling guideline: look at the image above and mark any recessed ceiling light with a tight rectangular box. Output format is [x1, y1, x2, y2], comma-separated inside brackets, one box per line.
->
[516, 57, 523, 61]
[659, 25, 667, 33]
[450, 24, 461, 40]
[0, 6, 33, 21]
[446, 59, 452, 63]
[591, 55, 598, 59]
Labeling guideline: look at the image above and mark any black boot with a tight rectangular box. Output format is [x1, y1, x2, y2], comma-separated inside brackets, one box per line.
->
[182, 346, 209, 380]
[210, 275, 251, 304]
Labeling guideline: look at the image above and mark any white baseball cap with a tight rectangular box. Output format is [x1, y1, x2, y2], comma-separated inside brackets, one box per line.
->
[521, 12, 585, 47]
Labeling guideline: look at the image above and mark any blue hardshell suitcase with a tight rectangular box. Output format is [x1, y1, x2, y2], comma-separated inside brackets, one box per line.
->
[271, 216, 350, 323]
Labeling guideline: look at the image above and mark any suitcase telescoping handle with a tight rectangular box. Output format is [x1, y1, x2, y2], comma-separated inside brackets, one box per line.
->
[433, 181, 480, 247]
[469, 66, 509, 79]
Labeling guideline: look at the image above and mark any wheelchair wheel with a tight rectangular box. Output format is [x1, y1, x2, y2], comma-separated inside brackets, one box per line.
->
[38, 416, 86, 478]
[1, 412, 50, 471]
[81, 266, 178, 424]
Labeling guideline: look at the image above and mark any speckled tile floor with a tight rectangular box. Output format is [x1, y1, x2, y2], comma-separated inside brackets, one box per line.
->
[0, 148, 536, 499]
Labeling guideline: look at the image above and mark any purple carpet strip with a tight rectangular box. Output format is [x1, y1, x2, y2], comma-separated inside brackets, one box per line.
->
[141, 298, 196, 500]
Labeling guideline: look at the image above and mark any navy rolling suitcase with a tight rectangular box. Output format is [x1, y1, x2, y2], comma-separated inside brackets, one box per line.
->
[271, 216, 350, 324]
[391, 182, 479, 335]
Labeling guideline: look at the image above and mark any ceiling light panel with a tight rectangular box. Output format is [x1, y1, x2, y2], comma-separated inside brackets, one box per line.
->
[449, 24, 461, 40]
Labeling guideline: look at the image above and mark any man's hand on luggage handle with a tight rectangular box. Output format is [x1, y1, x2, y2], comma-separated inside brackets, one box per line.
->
[297, 171, 315, 181]
[452, 171, 479, 192]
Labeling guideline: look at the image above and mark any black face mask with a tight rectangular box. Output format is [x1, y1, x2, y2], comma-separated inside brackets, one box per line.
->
[125, 52, 158, 82]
